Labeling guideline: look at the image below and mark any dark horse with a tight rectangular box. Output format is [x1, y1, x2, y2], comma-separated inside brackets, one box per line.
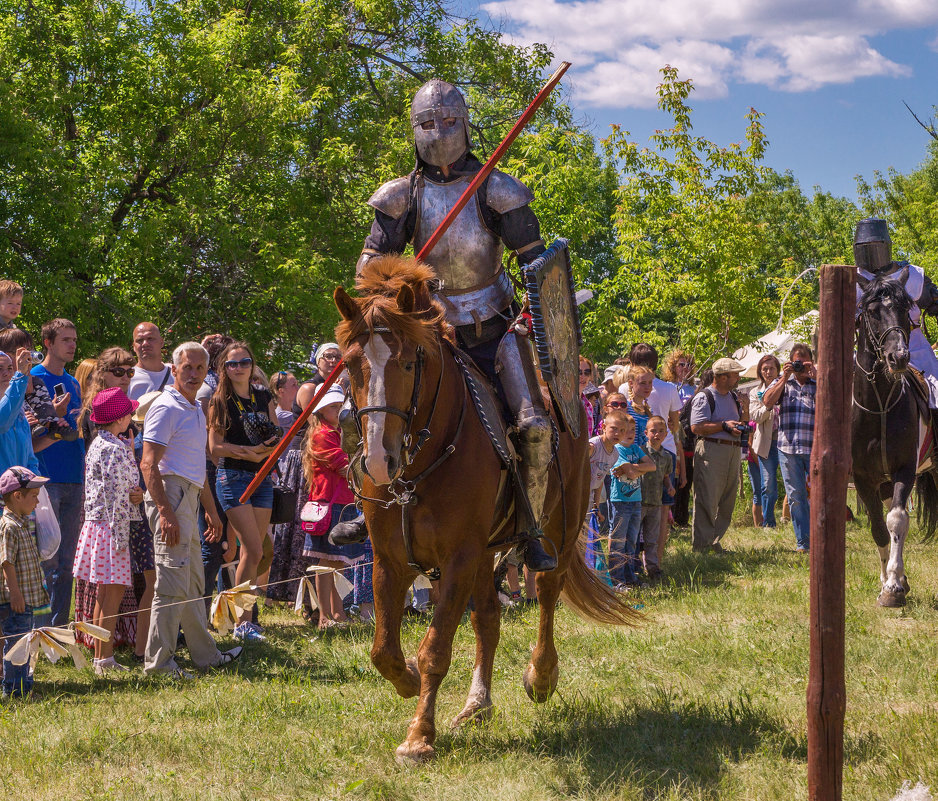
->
[334, 256, 638, 763]
[853, 268, 938, 607]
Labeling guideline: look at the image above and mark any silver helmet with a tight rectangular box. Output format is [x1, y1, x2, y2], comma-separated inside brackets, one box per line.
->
[853, 218, 892, 273]
[410, 80, 471, 168]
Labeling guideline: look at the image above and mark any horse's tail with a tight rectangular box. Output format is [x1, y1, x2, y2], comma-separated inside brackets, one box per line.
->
[560, 532, 643, 626]
[915, 471, 938, 542]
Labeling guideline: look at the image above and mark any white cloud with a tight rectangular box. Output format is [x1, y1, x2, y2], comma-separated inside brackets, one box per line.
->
[479, 0, 936, 107]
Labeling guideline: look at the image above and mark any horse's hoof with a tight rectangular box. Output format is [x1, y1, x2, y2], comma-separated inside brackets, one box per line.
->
[394, 657, 421, 699]
[451, 701, 493, 729]
[901, 576, 911, 594]
[877, 589, 907, 608]
[522, 662, 558, 703]
[395, 740, 435, 766]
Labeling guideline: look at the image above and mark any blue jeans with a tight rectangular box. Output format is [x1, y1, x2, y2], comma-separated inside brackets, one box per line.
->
[1, 604, 34, 696]
[215, 467, 273, 511]
[747, 458, 763, 509]
[39, 482, 84, 626]
[609, 501, 642, 584]
[779, 450, 811, 550]
[758, 442, 780, 527]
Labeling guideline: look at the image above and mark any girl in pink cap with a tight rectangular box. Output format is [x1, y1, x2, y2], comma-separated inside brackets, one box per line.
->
[72, 387, 144, 675]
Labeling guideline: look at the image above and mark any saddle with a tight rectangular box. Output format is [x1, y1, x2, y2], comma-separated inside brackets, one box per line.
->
[447, 341, 552, 551]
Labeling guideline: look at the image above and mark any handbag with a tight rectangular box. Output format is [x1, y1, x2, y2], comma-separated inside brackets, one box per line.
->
[271, 484, 298, 525]
[34, 485, 61, 561]
[300, 500, 331, 534]
[234, 389, 283, 446]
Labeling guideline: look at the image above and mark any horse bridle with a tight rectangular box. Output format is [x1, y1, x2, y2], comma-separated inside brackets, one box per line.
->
[351, 327, 433, 467]
[854, 305, 912, 477]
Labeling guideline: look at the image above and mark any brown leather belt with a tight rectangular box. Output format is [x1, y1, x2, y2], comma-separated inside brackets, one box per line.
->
[701, 436, 742, 447]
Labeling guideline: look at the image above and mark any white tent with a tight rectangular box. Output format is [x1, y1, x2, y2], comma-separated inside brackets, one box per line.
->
[732, 311, 819, 379]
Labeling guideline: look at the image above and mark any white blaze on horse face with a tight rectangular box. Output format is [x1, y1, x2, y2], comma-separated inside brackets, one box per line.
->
[363, 336, 394, 485]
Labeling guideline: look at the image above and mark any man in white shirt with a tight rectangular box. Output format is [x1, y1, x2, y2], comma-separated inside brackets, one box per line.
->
[139, 342, 240, 676]
[128, 322, 174, 400]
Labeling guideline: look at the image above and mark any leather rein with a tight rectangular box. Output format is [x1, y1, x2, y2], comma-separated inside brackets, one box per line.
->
[853, 307, 912, 477]
[347, 328, 467, 579]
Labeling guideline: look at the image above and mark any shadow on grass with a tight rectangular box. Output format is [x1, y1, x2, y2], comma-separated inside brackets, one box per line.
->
[442, 690, 803, 797]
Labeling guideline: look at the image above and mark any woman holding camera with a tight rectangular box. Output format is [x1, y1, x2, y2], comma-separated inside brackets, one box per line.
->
[208, 342, 280, 642]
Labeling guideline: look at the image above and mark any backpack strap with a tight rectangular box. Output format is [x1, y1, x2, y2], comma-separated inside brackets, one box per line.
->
[157, 366, 171, 391]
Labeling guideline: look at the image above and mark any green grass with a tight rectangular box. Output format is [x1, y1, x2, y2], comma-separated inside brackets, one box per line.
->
[2, 507, 937, 800]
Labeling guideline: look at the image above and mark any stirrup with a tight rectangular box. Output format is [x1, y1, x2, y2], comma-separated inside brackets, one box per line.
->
[522, 530, 557, 572]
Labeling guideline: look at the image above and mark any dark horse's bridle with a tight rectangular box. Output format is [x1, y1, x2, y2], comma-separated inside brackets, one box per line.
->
[854, 300, 912, 476]
[347, 327, 467, 578]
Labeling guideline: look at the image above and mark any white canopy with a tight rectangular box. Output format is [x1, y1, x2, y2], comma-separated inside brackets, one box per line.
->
[732, 311, 819, 379]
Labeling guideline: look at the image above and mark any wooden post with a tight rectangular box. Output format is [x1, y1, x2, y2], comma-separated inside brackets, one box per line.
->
[807, 264, 854, 800]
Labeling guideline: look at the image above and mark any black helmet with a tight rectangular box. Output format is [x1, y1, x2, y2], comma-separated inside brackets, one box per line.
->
[853, 218, 892, 272]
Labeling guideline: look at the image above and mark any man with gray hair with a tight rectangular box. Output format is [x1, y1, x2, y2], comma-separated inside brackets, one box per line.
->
[140, 342, 241, 676]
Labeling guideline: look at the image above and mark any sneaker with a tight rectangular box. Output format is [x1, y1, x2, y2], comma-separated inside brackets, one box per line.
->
[93, 657, 130, 676]
[169, 668, 195, 680]
[234, 622, 266, 642]
[215, 646, 243, 667]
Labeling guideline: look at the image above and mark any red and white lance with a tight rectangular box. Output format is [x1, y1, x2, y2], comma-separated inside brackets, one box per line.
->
[239, 62, 571, 503]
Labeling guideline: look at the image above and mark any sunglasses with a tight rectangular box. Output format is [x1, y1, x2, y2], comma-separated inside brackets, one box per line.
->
[225, 357, 254, 369]
[108, 366, 136, 378]
[319, 353, 341, 362]
[606, 401, 628, 408]
[579, 369, 592, 376]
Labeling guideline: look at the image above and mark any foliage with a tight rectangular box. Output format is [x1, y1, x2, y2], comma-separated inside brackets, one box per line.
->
[583, 67, 857, 367]
[0, 0, 585, 363]
[858, 138, 938, 277]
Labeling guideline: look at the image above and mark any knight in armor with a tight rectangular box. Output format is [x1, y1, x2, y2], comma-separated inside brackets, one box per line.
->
[335, 79, 557, 572]
[854, 217, 938, 409]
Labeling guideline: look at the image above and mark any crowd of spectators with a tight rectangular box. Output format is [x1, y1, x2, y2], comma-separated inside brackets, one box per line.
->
[0, 273, 817, 697]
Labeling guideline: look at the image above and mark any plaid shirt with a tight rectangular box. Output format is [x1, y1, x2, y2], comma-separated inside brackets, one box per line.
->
[0, 508, 48, 608]
[773, 376, 816, 456]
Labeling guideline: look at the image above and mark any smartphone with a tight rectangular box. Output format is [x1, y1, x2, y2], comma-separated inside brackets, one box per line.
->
[53, 382, 66, 399]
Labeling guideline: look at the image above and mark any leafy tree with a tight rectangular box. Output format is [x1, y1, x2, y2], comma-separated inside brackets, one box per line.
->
[1, 0, 607, 366]
[584, 67, 856, 366]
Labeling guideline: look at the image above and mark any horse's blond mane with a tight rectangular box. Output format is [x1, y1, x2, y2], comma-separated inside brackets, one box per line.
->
[336, 255, 453, 355]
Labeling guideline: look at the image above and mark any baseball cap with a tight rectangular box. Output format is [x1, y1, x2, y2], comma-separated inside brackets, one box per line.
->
[314, 386, 346, 413]
[712, 357, 745, 375]
[0, 466, 49, 496]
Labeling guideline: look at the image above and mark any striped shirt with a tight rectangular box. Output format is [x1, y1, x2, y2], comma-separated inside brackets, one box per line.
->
[773, 376, 816, 456]
[0, 508, 48, 608]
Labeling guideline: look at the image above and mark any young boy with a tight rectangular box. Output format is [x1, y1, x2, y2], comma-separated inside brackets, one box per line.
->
[640, 416, 675, 580]
[0, 281, 23, 330]
[586, 408, 629, 572]
[608, 415, 655, 589]
[0, 466, 49, 699]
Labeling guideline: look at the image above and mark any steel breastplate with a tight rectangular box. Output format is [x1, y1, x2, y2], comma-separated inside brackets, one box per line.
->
[414, 176, 513, 327]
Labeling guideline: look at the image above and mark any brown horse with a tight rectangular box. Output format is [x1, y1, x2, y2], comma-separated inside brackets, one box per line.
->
[334, 255, 639, 764]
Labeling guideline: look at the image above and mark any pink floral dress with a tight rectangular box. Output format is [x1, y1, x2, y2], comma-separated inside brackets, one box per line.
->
[73, 431, 142, 586]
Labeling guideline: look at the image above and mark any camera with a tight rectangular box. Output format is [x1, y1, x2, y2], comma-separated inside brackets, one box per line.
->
[733, 423, 748, 435]
[30, 351, 43, 364]
[791, 360, 805, 373]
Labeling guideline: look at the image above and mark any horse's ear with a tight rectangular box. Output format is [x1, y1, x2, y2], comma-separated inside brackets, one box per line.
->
[396, 283, 415, 314]
[334, 286, 361, 322]
[857, 274, 870, 292]
[413, 282, 433, 312]
[898, 265, 909, 285]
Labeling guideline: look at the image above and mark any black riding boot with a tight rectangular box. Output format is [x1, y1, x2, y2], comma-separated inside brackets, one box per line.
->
[522, 530, 557, 572]
[329, 512, 368, 546]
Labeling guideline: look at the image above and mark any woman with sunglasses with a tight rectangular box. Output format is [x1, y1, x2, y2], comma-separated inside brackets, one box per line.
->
[74, 347, 155, 660]
[208, 342, 279, 642]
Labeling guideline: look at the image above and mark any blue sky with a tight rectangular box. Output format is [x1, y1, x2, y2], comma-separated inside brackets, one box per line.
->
[464, 0, 938, 200]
